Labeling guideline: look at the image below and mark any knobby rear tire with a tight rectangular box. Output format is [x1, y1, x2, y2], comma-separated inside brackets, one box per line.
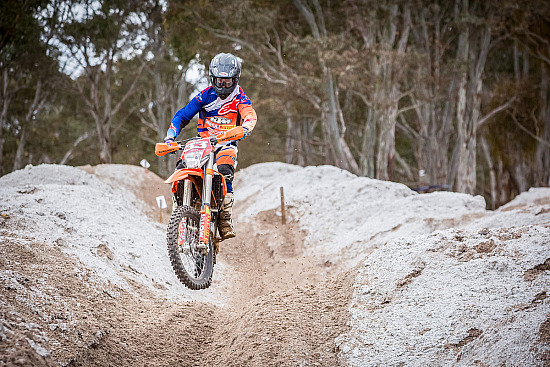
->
[167, 205, 215, 290]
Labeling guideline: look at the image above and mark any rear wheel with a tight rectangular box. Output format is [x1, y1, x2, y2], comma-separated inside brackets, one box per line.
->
[167, 205, 214, 290]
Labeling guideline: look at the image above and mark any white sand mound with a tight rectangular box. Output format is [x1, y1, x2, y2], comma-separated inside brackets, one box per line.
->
[2, 162, 549, 366]
[336, 225, 550, 366]
[0, 164, 226, 303]
[234, 163, 550, 366]
[235, 163, 487, 269]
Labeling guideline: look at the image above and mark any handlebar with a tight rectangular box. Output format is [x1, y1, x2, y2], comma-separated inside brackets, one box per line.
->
[155, 126, 248, 157]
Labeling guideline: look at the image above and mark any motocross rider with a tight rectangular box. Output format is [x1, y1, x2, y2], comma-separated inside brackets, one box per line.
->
[164, 53, 257, 240]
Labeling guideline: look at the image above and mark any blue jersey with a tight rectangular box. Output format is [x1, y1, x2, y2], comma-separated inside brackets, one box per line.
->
[167, 85, 256, 139]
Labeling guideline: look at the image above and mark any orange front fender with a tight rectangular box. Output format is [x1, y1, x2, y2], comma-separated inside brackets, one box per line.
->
[164, 168, 203, 184]
[165, 169, 203, 194]
[166, 168, 228, 203]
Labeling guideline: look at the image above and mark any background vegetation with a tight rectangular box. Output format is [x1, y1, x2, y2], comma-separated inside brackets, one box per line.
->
[1, 0, 549, 208]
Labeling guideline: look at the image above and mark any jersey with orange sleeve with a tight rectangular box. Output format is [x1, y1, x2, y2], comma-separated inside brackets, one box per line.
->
[166, 85, 257, 141]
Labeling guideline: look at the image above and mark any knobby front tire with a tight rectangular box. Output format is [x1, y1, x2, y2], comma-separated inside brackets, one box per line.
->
[167, 205, 215, 290]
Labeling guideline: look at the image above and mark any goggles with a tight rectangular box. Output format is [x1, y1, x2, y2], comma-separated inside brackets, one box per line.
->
[213, 77, 234, 88]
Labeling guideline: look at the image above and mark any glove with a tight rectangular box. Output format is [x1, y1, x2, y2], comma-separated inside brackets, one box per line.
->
[164, 137, 177, 154]
[242, 127, 250, 140]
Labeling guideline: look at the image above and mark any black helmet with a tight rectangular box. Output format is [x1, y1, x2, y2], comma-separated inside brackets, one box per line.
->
[209, 53, 241, 99]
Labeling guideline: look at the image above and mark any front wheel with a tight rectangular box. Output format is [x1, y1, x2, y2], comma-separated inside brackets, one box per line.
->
[167, 205, 214, 290]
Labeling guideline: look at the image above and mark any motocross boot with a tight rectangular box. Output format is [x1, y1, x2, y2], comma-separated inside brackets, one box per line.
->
[218, 192, 236, 240]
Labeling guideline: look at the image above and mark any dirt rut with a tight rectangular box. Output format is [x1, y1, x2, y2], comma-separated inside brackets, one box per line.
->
[1, 209, 355, 366]
[69, 212, 355, 366]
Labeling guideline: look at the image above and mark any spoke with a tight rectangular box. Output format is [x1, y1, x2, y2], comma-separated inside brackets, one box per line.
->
[177, 216, 206, 280]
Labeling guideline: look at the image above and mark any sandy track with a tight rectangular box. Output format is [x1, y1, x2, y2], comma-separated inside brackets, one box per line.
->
[68, 211, 354, 366]
[4, 164, 550, 366]
[201, 211, 355, 366]
[1, 201, 353, 366]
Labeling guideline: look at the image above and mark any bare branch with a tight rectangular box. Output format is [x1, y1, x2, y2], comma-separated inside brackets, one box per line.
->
[347, 89, 371, 108]
[397, 102, 422, 116]
[59, 130, 93, 164]
[250, 65, 288, 85]
[477, 96, 516, 129]
[397, 114, 420, 139]
[397, 5, 411, 54]
[140, 135, 157, 145]
[112, 105, 138, 136]
[139, 114, 157, 131]
[394, 149, 414, 180]
[25, 80, 44, 122]
[294, 0, 320, 39]
[506, 110, 550, 148]
[111, 60, 148, 118]
[75, 81, 98, 122]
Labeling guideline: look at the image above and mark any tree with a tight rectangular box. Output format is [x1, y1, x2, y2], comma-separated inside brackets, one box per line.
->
[403, 2, 457, 187]
[55, 0, 149, 163]
[136, 2, 192, 177]
[0, 0, 52, 175]
[344, 0, 412, 180]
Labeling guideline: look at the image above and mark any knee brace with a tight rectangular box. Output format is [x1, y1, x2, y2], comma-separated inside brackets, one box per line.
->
[218, 164, 235, 192]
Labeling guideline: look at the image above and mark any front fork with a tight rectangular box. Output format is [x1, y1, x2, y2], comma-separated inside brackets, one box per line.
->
[175, 151, 216, 254]
[198, 150, 215, 250]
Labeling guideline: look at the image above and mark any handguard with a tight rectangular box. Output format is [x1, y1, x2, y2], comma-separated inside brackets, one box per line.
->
[216, 126, 245, 143]
[155, 141, 179, 156]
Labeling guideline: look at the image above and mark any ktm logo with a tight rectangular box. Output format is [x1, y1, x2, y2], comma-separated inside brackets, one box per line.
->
[209, 116, 231, 125]
[218, 100, 238, 115]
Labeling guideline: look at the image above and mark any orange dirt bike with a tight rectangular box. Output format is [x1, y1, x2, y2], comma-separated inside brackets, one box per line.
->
[155, 126, 247, 290]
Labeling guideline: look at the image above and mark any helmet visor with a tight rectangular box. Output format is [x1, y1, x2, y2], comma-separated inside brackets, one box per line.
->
[213, 77, 234, 88]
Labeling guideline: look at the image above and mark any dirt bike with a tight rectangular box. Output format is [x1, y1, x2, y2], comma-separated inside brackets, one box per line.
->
[155, 126, 246, 290]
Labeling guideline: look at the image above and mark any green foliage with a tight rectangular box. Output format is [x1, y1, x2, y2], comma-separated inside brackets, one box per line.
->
[0, 0, 49, 64]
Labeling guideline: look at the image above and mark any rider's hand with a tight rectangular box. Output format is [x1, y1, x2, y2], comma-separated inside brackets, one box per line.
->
[164, 137, 177, 154]
[242, 127, 250, 140]
[209, 136, 218, 145]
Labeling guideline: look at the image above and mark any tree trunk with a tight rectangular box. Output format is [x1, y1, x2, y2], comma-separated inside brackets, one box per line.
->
[13, 126, 27, 171]
[377, 93, 398, 180]
[323, 63, 357, 172]
[97, 116, 112, 164]
[536, 63, 550, 186]
[480, 137, 496, 209]
[299, 118, 314, 166]
[436, 79, 457, 185]
[285, 109, 296, 164]
[351, 2, 410, 180]
[0, 69, 12, 176]
[410, 6, 454, 187]
[454, 7, 470, 193]
[453, 0, 491, 195]
[13, 79, 45, 171]
[294, 0, 359, 174]
[154, 64, 169, 177]
[360, 107, 376, 178]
